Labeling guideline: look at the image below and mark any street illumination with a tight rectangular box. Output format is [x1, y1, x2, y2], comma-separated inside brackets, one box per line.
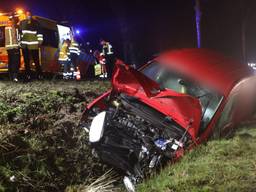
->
[16, 9, 24, 14]
[76, 30, 80, 35]
[17, 9, 23, 14]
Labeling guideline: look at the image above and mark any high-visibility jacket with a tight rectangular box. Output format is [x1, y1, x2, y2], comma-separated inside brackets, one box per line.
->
[101, 42, 113, 56]
[5, 26, 19, 50]
[19, 19, 43, 50]
[59, 42, 70, 62]
[69, 40, 80, 56]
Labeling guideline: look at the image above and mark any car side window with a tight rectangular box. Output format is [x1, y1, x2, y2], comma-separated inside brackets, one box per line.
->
[141, 63, 159, 79]
[199, 93, 223, 134]
[215, 93, 237, 134]
[212, 92, 238, 139]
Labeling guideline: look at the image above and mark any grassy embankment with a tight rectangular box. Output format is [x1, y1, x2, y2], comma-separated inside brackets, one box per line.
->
[138, 124, 256, 192]
[0, 81, 111, 192]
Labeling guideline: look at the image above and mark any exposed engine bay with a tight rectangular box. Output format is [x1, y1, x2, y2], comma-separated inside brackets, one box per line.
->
[84, 93, 192, 191]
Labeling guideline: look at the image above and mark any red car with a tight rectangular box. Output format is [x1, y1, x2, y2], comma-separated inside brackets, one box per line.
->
[82, 49, 256, 191]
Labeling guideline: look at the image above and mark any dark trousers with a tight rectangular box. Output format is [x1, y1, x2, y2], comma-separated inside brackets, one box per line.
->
[22, 48, 42, 78]
[70, 53, 78, 69]
[60, 60, 72, 79]
[105, 54, 115, 78]
[63, 60, 71, 73]
[7, 49, 20, 80]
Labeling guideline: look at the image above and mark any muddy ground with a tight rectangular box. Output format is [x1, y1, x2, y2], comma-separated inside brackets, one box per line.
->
[0, 80, 111, 192]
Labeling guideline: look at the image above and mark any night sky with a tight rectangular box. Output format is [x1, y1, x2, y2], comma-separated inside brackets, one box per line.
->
[2, 0, 256, 65]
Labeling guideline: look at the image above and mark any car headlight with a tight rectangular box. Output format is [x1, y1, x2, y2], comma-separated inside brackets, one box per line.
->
[89, 111, 106, 143]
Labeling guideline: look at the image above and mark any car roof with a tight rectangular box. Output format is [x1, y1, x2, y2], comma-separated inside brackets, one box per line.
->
[155, 48, 254, 96]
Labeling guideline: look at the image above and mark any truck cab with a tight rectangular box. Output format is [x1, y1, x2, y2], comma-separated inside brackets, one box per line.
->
[0, 10, 77, 75]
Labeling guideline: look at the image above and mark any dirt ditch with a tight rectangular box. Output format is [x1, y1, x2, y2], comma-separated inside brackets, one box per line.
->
[0, 80, 111, 192]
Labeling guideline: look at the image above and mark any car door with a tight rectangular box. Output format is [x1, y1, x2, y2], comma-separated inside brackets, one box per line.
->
[213, 76, 256, 138]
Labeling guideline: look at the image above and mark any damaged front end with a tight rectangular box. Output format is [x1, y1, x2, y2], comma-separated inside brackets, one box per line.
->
[86, 94, 192, 190]
[82, 61, 202, 191]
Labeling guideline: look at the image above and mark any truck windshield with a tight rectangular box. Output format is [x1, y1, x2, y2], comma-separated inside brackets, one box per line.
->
[141, 62, 223, 133]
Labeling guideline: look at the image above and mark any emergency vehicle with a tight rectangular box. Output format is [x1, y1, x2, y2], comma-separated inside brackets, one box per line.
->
[0, 9, 88, 77]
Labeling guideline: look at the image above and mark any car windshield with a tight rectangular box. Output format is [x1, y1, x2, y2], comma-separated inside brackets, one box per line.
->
[141, 62, 223, 133]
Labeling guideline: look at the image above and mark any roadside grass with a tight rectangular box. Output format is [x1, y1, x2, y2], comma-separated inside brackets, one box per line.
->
[138, 125, 256, 192]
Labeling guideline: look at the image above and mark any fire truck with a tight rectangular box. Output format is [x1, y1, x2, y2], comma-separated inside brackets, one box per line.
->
[0, 9, 91, 77]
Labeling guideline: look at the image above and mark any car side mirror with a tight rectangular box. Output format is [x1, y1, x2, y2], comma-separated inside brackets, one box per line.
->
[178, 78, 186, 86]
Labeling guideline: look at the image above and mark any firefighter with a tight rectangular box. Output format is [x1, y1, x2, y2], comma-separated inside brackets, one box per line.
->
[5, 14, 20, 82]
[69, 39, 80, 79]
[100, 39, 115, 78]
[59, 39, 71, 79]
[94, 50, 107, 78]
[19, 11, 43, 80]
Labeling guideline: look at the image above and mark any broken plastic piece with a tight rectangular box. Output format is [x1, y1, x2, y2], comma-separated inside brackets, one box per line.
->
[123, 176, 136, 192]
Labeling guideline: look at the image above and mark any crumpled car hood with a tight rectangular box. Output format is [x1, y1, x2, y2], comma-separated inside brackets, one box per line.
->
[111, 60, 202, 139]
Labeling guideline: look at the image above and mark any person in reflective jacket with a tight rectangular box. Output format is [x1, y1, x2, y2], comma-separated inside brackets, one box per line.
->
[100, 39, 115, 78]
[5, 14, 20, 82]
[19, 11, 43, 80]
[69, 39, 80, 79]
[59, 39, 71, 79]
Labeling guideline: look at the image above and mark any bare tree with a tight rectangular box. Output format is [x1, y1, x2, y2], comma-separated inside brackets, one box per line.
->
[240, 0, 251, 64]
[108, 1, 137, 65]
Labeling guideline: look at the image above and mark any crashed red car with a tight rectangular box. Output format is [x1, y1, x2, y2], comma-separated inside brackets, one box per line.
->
[82, 49, 256, 191]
